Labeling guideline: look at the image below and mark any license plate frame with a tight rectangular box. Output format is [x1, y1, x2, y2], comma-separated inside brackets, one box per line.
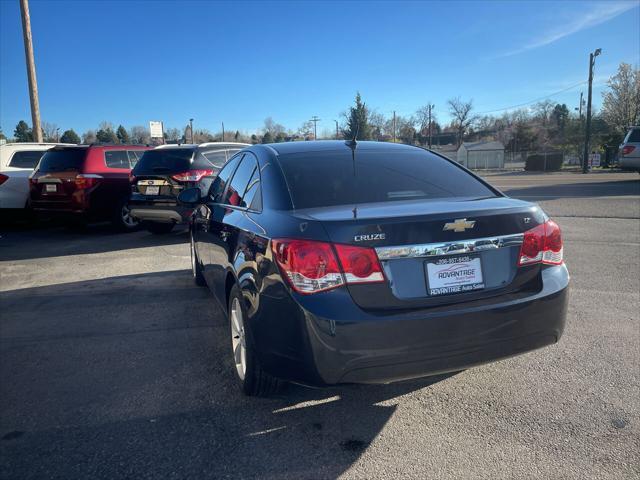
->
[144, 186, 160, 195]
[44, 184, 57, 193]
[425, 254, 485, 296]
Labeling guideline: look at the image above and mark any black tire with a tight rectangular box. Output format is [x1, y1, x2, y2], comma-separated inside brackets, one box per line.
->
[112, 198, 139, 232]
[190, 230, 206, 286]
[228, 284, 282, 397]
[145, 222, 174, 235]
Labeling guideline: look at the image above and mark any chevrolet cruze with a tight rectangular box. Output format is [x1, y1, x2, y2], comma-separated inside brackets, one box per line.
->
[179, 141, 569, 396]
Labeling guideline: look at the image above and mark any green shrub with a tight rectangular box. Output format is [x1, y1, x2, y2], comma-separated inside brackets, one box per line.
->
[525, 153, 563, 171]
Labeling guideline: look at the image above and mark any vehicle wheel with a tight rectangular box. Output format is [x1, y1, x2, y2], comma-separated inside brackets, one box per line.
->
[190, 230, 206, 286]
[112, 199, 139, 232]
[228, 285, 282, 396]
[145, 222, 174, 235]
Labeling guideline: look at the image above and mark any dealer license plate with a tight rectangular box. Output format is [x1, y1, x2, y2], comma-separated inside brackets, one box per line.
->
[45, 184, 57, 193]
[426, 255, 484, 296]
[145, 186, 160, 195]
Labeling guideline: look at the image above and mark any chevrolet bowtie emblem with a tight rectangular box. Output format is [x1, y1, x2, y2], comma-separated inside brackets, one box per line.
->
[443, 218, 476, 232]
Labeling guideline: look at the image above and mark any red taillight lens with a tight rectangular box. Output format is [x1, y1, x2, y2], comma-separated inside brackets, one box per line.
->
[0, 174, 8, 186]
[171, 169, 214, 182]
[271, 239, 385, 294]
[75, 174, 102, 189]
[622, 145, 636, 156]
[271, 239, 343, 294]
[518, 220, 563, 266]
[334, 244, 385, 284]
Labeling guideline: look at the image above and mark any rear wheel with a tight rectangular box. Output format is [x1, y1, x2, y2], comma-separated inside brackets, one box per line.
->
[145, 222, 174, 235]
[228, 285, 282, 396]
[190, 230, 206, 286]
[112, 198, 139, 232]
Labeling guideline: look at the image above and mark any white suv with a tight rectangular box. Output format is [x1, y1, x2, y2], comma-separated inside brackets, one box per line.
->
[619, 126, 640, 172]
[0, 142, 73, 211]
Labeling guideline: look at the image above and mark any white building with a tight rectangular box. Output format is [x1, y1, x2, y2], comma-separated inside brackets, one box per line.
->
[457, 141, 505, 169]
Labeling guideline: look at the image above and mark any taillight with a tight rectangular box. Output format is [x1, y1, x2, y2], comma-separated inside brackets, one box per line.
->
[171, 169, 214, 182]
[0, 174, 8, 186]
[518, 220, 563, 266]
[622, 145, 636, 156]
[270, 239, 385, 294]
[75, 174, 102, 189]
[334, 244, 385, 284]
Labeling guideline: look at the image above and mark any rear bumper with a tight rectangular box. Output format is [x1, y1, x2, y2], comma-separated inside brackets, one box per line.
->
[128, 194, 189, 224]
[619, 156, 640, 171]
[251, 264, 569, 386]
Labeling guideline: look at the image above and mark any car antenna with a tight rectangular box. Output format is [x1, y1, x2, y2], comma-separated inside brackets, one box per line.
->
[345, 123, 360, 219]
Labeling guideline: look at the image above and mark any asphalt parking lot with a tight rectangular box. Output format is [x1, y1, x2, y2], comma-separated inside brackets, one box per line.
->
[1, 171, 638, 479]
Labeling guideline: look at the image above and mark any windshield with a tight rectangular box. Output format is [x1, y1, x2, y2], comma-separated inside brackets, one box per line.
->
[132, 149, 194, 174]
[37, 149, 87, 172]
[277, 148, 497, 209]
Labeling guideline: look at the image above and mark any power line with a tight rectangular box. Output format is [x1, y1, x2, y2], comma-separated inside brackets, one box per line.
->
[476, 80, 588, 115]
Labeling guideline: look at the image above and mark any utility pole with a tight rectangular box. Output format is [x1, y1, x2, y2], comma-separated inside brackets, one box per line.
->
[334, 120, 339, 140]
[583, 48, 601, 174]
[578, 92, 584, 119]
[310, 116, 320, 140]
[19, 0, 42, 143]
[222, 122, 225, 142]
[189, 118, 194, 144]
[392, 111, 396, 143]
[427, 104, 434, 149]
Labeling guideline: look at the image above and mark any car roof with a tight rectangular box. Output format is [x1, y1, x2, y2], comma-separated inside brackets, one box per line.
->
[264, 140, 422, 156]
[154, 142, 250, 151]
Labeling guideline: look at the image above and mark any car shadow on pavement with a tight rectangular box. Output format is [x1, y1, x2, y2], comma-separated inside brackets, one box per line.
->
[0, 270, 456, 479]
[0, 222, 189, 262]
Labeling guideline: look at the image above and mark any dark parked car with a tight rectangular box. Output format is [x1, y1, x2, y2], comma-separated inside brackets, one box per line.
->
[29, 144, 151, 229]
[181, 141, 569, 396]
[128, 142, 249, 234]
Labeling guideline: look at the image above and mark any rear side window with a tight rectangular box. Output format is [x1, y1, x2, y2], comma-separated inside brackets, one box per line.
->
[223, 155, 257, 207]
[104, 150, 130, 169]
[209, 154, 242, 203]
[625, 128, 640, 143]
[37, 149, 87, 173]
[202, 150, 228, 168]
[132, 149, 194, 175]
[8, 150, 46, 169]
[277, 149, 497, 209]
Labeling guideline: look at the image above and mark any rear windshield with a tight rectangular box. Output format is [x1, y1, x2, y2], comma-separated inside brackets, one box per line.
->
[132, 149, 194, 174]
[9, 150, 46, 169]
[277, 148, 497, 209]
[37, 149, 87, 173]
[625, 128, 640, 143]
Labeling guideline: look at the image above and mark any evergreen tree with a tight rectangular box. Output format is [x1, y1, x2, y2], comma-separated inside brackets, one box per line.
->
[344, 92, 371, 140]
[116, 125, 130, 144]
[262, 131, 274, 144]
[96, 128, 118, 143]
[234, 130, 240, 141]
[14, 120, 33, 142]
[60, 129, 81, 144]
[250, 134, 258, 144]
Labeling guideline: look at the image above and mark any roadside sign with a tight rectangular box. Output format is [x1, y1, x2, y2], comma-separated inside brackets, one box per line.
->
[149, 121, 164, 139]
[589, 153, 601, 167]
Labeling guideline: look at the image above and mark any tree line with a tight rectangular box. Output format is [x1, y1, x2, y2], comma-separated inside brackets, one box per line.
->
[2, 62, 637, 155]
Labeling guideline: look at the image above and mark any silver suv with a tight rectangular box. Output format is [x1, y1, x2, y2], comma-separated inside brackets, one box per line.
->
[619, 126, 640, 172]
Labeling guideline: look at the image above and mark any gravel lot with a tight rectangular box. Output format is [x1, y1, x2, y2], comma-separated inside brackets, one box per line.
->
[1, 171, 638, 479]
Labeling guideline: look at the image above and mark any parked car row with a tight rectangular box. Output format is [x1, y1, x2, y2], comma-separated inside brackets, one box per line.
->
[0, 141, 248, 232]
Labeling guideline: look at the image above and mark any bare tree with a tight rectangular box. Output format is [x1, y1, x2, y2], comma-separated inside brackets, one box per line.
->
[263, 117, 286, 136]
[129, 126, 150, 144]
[533, 100, 555, 126]
[82, 130, 96, 144]
[165, 127, 181, 142]
[41, 121, 58, 141]
[447, 97, 476, 146]
[602, 62, 640, 133]
[368, 110, 387, 139]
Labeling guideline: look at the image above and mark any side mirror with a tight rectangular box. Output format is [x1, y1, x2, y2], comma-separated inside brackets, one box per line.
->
[177, 187, 202, 206]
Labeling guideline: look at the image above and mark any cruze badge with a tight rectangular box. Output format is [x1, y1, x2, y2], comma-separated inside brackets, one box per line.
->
[443, 218, 476, 233]
[354, 233, 386, 242]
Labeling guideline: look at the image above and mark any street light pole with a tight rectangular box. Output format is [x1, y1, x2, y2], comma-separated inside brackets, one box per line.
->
[222, 122, 225, 142]
[19, 0, 42, 143]
[189, 118, 194, 144]
[582, 49, 601, 174]
[334, 120, 339, 140]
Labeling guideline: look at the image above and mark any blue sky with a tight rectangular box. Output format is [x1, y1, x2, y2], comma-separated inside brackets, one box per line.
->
[1, 0, 638, 136]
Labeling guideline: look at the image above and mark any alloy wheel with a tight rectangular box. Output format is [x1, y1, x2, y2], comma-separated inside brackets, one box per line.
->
[121, 205, 138, 227]
[230, 297, 247, 381]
